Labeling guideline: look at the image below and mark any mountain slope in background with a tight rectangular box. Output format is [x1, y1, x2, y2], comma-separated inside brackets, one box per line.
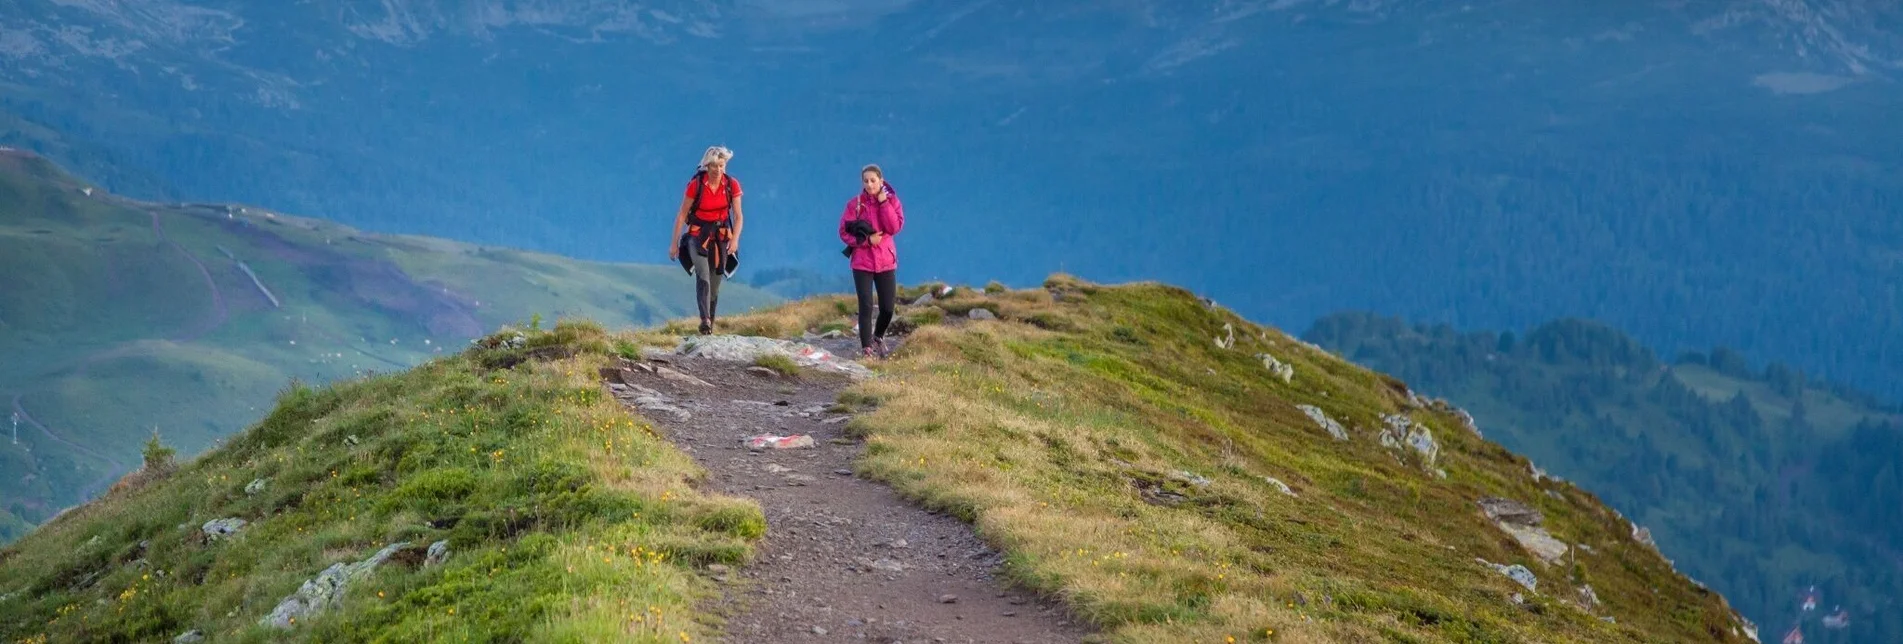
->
[2, 1, 1902, 403]
[0, 149, 775, 540]
[1305, 312, 1903, 643]
[0, 279, 1759, 642]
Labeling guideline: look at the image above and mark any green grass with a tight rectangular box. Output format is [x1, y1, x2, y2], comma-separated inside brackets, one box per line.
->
[733, 276, 1757, 643]
[749, 354, 802, 378]
[0, 321, 761, 642]
[0, 151, 779, 535]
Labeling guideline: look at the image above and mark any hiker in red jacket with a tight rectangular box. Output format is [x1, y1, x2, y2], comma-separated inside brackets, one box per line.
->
[670, 146, 743, 335]
[838, 164, 904, 359]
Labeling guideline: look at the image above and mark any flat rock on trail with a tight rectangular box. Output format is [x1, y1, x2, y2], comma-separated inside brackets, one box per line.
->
[605, 341, 1087, 644]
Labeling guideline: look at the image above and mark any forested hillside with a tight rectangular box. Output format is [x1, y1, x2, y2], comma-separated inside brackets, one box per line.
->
[1306, 313, 1902, 642]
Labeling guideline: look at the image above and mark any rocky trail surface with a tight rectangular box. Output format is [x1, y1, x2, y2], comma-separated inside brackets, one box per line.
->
[604, 334, 1089, 643]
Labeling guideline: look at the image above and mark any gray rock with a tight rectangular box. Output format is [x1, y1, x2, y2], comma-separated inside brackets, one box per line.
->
[1404, 388, 1433, 409]
[202, 518, 247, 542]
[1380, 414, 1439, 466]
[967, 308, 997, 321]
[1454, 408, 1483, 438]
[1296, 404, 1349, 441]
[1477, 497, 1544, 527]
[1631, 521, 1657, 550]
[1577, 584, 1601, 610]
[1478, 497, 1569, 564]
[262, 542, 410, 629]
[1214, 323, 1236, 350]
[912, 292, 936, 306]
[1263, 476, 1297, 497]
[1406, 426, 1439, 465]
[1255, 353, 1294, 383]
[938, 594, 958, 604]
[1171, 470, 1212, 488]
[1478, 559, 1538, 592]
[865, 558, 906, 573]
[676, 335, 872, 379]
[655, 366, 714, 388]
[1527, 461, 1565, 483]
[172, 630, 204, 644]
[425, 540, 450, 567]
[244, 478, 268, 495]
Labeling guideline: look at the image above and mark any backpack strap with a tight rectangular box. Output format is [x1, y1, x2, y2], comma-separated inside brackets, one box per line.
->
[720, 174, 737, 230]
[686, 171, 738, 227]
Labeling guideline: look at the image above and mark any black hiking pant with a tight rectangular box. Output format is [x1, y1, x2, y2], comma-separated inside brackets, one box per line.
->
[853, 269, 896, 349]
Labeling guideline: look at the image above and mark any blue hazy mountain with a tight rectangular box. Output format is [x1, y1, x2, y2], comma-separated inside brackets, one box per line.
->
[3, 0, 1901, 402]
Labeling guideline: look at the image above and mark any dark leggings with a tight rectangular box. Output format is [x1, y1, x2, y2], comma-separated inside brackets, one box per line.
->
[853, 269, 896, 348]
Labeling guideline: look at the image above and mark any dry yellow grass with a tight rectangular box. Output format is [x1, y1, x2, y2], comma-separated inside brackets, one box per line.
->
[719, 276, 1758, 643]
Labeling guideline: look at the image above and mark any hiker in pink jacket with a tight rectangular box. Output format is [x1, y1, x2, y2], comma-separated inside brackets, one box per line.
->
[838, 164, 905, 359]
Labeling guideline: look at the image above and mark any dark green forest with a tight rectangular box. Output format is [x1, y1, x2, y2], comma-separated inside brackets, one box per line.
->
[1305, 313, 1901, 642]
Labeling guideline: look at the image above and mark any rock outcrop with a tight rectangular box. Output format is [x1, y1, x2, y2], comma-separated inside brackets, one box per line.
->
[262, 542, 413, 629]
[1296, 404, 1350, 441]
[1477, 497, 1569, 565]
[677, 335, 872, 379]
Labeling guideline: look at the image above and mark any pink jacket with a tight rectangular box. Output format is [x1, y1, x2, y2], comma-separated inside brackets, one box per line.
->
[839, 186, 904, 273]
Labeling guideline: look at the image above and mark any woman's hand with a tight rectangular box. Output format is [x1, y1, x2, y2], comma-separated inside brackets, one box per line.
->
[669, 240, 680, 260]
[876, 189, 888, 203]
[729, 237, 741, 254]
[869, 232, 885, 246]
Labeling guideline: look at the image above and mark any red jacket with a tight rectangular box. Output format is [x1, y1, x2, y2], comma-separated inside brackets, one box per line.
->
[839, 187, 904, 273]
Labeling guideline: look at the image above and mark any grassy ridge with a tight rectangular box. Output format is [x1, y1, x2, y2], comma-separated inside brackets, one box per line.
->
[753, 277, 1755, 643]
[2, 279, 1758, 642]
[0, 322, 761, 642]
[0, 149, 776, 532]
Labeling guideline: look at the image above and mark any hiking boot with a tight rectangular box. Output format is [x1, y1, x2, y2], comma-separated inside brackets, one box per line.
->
[698, 319, 713, 336]
[862, 346, 877, 360]
[873, 338, 890, 359]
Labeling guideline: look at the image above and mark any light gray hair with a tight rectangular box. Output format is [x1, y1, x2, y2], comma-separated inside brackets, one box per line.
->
[699, 145, 734, 170]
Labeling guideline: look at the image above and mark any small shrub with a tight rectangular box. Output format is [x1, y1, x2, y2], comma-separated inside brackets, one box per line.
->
[613, 339, 642, 360]
[140, 429, 175, 472]
[693, 500, 767, 540]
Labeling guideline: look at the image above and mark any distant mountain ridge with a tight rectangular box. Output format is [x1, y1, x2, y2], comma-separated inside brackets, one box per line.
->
[4, 2, 1902, 409]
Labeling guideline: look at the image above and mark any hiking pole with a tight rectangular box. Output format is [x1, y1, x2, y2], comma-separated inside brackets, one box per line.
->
[10, 411, 18, 445]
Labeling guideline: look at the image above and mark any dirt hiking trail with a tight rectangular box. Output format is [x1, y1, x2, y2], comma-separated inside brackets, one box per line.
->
[605, 335, 1089, 644]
